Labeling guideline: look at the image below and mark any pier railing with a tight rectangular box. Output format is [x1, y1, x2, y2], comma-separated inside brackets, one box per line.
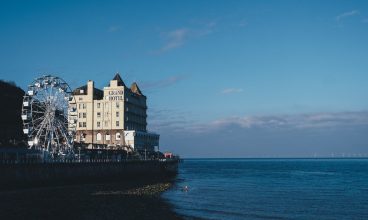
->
[0, 147, 180, 165]
[0, 157, 181, 165]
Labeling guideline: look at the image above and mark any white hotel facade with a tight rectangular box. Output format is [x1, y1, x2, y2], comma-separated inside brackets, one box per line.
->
[69, 74, 159, 151]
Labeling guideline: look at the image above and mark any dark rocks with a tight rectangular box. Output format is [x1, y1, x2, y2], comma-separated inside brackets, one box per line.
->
[0, 181, 183, 220]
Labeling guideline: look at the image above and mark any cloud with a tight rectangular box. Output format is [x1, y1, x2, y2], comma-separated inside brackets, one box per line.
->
[152, 110, 368, 157]
[159, 28, 190, 52]
[108, 26, 120, 32]
[201, 111, 368, 132]
[139, 75, 187, 90]
[150, 110, 368, 135]
[336, 10, 359, 21]
[148, 108, 195, 132]
[221, 88, 243, 94]
[154, 22, 217, 54]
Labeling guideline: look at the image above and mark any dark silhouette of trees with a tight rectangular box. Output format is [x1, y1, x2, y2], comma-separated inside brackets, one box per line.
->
[0, 80, 26, 147]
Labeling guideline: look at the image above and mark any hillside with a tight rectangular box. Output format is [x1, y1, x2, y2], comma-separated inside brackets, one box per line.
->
[0, 80, 26, 147]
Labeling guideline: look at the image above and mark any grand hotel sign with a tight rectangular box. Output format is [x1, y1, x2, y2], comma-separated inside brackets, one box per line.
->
[106, 90, 124, 101]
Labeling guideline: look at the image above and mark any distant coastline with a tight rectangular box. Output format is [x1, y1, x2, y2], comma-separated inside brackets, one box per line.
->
[182, 157, 368, 160]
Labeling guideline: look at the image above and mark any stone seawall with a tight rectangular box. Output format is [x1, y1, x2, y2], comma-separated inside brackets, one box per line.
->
[0, 160, 178, 189]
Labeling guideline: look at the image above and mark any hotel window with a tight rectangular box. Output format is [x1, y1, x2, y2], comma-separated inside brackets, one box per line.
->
[106, 134, 110, 141]
[116, 121, 119, 127]
[78, 113, 82, 118]
[96, 133, 101, 141]
[81, 133, 86, 141]
[104, 121, 108, 127]
[78, 104, 81, 109]
[116, 112, 119, 117]
[79, 122, 82, 127]
[97, 122, 100, 127]
[83, 122, 86, 127]
[83, 113, 86, 118]
[82, 103, 86, 109]
[97, 103, 100, 108]
[97, 112, 101, 118]
[116, 133, 121, 140]
[116, 102, 120, 108]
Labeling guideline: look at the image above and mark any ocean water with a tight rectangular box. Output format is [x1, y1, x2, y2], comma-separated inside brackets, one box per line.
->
[162, 159, 368, 220]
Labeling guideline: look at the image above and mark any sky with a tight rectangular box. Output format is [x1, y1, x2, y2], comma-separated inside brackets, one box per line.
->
[1, 0, 368, 157]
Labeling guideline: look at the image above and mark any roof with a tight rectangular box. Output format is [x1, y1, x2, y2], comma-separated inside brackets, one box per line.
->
[72, 85, 88, 95]
[73, 85, 103, 100]
[130, 82, 143, 95]
[111, 73, 126, 87]
[72, 73, 145, 100]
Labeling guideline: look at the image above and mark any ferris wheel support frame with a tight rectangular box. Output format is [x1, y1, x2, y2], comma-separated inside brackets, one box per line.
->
[21, 75, 78, 160]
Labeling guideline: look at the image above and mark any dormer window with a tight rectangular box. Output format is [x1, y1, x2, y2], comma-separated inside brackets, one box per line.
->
[80, 89, 84, 94]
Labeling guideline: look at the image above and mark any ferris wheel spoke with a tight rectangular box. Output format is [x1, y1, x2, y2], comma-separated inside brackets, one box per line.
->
[32, 115, 46, 129]
[31, 116, 46, 133]
[31, 103, 47, 113]
[55, 119, 71, 148]
[33, 117, 48, 143]
[51, 123, 60, 152]
[31, 110, 46, 114]
[36, 89, 49, 104]
[55, 123, 67, 149]
[55, 117, 68, 137]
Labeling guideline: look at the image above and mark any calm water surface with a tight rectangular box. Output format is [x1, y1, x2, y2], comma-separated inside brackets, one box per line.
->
[163, 159, 368, 220]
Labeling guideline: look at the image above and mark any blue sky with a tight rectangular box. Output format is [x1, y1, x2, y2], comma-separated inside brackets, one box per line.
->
[1, 0, 368, 157]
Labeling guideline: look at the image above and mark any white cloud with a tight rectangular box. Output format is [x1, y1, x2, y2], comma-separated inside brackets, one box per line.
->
[204, 111, 368, 131]
[139, 75, 187, 90]
[159, 28, 190, 52]
[336, 10, 359, 21]
[154, 22, 217, 54]
[221, 88, 243, 94]
[148, 108, 195, 132]
[150, 111, 368, 134]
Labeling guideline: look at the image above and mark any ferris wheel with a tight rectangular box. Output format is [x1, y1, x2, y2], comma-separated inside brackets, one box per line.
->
[21, 75, 77, 156]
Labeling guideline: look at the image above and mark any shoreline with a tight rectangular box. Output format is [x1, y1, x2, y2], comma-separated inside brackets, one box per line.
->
[0, 180, 183, 220]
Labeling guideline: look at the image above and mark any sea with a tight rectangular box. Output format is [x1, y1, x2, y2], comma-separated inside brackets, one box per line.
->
[162, 158, 368, 220]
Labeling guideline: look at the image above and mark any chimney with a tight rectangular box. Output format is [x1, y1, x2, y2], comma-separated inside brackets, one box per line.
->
[87, 80, 94, 96]
[110, 80, 117, 87]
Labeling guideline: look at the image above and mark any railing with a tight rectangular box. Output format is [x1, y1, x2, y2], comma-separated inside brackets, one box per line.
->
[0, 157, 180, 165]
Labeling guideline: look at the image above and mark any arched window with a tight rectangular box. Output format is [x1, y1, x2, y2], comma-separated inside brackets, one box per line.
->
[116, 132, 121, 140]
[96, 133, 101, 141]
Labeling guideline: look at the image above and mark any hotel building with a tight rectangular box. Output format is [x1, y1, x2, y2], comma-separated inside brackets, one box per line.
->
[70, 74, 159, 151]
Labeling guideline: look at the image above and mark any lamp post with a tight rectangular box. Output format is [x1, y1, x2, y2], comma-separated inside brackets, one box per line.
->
[78, 147, 81, 162]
